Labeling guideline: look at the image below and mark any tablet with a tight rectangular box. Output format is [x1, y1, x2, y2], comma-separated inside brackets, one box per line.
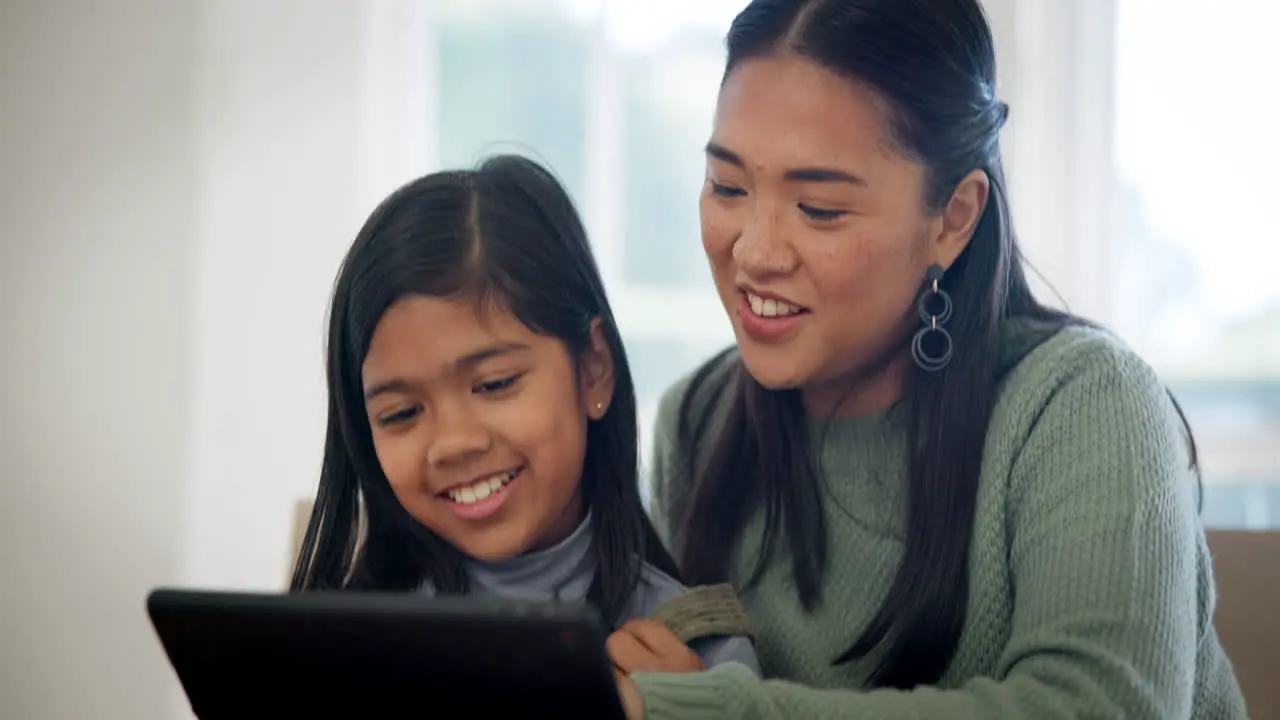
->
[146, 588, 626, 719]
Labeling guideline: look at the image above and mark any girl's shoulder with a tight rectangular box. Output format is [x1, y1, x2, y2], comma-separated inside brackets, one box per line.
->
[624, 561, 687, 618]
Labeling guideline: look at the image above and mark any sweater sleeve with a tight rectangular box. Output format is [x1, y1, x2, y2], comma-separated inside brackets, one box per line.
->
[632, 339, 1206, 719]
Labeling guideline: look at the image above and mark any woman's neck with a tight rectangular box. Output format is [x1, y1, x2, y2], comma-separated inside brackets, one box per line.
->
[801, 350, 910, 419]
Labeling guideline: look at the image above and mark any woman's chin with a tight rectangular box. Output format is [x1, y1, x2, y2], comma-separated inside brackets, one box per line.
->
[737, 346, 811, 391]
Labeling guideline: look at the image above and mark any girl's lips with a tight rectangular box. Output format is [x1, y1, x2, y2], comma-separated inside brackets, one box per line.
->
[441, 468, 522, 521]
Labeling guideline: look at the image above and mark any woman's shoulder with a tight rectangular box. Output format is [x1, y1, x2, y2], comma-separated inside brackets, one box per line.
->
[653, 347, 740, 453]
[996, 316, 1171, 412]
[989, 316, 1193, 497]
[647, 349, 739, 546]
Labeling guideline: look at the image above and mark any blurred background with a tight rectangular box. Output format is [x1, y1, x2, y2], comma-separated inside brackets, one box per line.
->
[1, 0, 1276, 717]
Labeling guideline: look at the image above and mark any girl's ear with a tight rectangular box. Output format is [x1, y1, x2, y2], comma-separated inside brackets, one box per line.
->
[580, 317, 616, 420]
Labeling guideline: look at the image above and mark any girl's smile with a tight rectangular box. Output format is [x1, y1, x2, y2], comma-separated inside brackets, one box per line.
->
[438, 466, 523, 521]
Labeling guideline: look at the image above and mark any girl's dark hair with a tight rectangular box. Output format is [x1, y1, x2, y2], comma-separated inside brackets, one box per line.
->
[291, 154, 679, 627]
[676, 0, 1199, 690]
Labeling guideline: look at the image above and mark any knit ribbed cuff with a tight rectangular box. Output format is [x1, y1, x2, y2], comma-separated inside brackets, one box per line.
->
[650, 583, 754, 643]
[632, 663, 755, 720]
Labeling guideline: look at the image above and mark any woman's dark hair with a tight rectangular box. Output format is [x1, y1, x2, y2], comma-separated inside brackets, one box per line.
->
[676, 0, 1199, 690]
[290, 154, 679, 627]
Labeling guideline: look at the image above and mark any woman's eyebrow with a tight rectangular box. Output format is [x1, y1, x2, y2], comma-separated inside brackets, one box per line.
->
[705, 141, 866, 186]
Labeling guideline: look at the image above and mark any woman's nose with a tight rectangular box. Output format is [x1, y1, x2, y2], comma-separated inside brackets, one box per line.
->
[733, 205, 799, 278]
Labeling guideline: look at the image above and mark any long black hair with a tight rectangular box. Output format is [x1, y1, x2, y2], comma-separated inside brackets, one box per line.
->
[291, 154, 680, 627]
[676, 0, 1199, 690]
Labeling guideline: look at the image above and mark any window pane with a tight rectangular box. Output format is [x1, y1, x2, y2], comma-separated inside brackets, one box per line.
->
[434, 1, 589, 201]
[1115, 0, 1280, 528]
[621, 35, 724, 288]
[629, 336, 733, 504]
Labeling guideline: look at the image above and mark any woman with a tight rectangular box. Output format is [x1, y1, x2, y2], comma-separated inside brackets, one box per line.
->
[609, 0, 1248, 717]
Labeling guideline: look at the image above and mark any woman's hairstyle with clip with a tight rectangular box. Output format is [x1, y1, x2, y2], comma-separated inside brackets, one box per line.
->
[676, 0, 1198, 690]
[291, 154, 680, 627]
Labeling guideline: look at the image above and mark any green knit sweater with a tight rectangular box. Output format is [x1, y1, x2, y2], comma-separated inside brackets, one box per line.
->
[635, 320, 1247, 719]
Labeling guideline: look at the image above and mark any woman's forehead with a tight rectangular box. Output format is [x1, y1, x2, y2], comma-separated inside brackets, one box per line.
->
[712, 54, 898, 171]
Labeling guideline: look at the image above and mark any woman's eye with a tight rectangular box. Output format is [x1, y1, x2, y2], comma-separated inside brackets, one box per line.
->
[377, 406, 421, 427]
[474, 374, 521, 396]
[710, 181, 746, 198]
[799, 203, 847, 222]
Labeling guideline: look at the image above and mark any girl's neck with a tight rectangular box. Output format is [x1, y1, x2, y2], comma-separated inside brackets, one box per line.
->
[525, 490, 585, 553]
[465, 510, 595, 601]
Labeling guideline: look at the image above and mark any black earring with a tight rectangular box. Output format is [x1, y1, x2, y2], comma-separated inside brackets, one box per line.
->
[911, 264, 953, 372]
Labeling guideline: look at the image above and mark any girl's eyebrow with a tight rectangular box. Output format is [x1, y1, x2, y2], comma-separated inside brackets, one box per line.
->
[454, 341, 531, 370]
[364, 378, 414, 402]
[363, 342, 531, 402]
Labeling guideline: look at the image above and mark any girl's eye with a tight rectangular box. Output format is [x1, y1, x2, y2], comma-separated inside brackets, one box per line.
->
[710, 181, 746, 198]
[798, 203, 847, 222]
[474, 374, 522, 396]
[376, 406, 422, 427]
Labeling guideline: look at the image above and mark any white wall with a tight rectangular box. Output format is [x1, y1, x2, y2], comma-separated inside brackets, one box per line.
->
[0, 1, 196, 718]
[182, 0, 433, 593]
[181, 0, 365, 594]
[0, 1, 431, 717]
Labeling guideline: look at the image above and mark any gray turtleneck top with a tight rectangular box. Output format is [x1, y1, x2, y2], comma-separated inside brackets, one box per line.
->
[423, 513, 760, 674]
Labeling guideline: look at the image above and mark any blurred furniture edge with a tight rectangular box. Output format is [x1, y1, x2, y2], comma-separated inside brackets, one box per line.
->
[285, 498, 311, 586]
[286, 498, 367, 587]
[284, 500, 1277, 715]
[1208, 530, 1279, 719]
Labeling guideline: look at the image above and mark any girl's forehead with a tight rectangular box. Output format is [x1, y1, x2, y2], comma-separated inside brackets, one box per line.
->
[361, 295, 542, 378]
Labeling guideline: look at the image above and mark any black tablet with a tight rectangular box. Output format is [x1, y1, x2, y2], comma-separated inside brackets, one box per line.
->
[146, 588, 626, 719]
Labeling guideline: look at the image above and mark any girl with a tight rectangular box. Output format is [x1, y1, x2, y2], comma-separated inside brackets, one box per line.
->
[289, 154, 758, 675]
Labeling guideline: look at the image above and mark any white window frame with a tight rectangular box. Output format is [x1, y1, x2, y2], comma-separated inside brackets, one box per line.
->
[577, 3, 734, 471]
[580, 3, 733, 346]
[372, 0, 1275, 526]
[988, 0, 1121, 325]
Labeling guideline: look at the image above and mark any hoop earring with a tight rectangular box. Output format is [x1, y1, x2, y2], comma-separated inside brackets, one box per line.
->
[911, 264, 953, 372]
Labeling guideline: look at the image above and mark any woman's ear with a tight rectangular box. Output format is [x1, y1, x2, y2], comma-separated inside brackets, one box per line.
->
[930, 168, 990, 270]
[580, 317, 616, 420]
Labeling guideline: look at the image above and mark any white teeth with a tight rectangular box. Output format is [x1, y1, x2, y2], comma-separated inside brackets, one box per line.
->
[447, 470, 517, 505]
[746, 292, 801, 318]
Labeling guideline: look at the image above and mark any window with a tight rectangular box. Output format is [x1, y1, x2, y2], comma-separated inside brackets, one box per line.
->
[432, 0, 741, 489]
[1114, 0, 1280, 527]
[427, 0, 1280, 526]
